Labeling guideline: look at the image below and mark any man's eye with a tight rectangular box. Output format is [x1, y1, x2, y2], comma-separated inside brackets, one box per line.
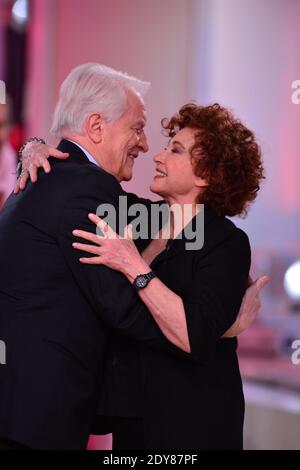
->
[134, 128, 143, 135]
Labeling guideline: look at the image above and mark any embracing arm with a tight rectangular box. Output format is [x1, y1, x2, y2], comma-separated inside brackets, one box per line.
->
[14, 140, 69, 193]
[73, 215, 269, 359]
[13, 139, 188, 353]
[19, 140, 267, 356]
[58, 174, 190, 357]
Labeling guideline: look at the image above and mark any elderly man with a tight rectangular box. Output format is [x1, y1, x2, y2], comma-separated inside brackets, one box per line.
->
[0, 63, 267, 450]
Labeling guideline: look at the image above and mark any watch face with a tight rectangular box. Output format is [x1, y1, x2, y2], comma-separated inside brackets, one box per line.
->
[135, 275, 147, 288]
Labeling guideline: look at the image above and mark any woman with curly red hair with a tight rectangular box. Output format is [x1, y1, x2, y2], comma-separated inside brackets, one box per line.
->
[161, 103, 264, 217]
[17, 102, 264, 449]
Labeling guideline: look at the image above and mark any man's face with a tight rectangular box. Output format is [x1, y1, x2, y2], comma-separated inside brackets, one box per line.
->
[100, 89, 148, 181]
[0, 104, 9, 149]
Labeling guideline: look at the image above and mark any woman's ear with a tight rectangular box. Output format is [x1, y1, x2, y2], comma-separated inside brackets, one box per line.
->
[86, 113, 103, 144]
[195, 175, 208, 189]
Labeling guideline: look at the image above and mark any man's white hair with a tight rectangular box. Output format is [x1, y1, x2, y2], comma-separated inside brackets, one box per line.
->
[51, 63, 150, 138]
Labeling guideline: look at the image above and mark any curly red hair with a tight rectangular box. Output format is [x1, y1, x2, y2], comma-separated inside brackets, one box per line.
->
[162, 103, 264, 217]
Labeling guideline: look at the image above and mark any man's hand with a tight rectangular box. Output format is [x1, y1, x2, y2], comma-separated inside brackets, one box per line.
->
[14, 141, 69, 194]
[223, 275, 270, 338]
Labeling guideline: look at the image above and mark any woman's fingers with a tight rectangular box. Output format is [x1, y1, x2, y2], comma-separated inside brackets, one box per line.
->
[47, 146, 69, 159]
[79, 256, 104, 265]
[42, 159, 52, 174]
[29, 163, 38, 183]
[72, 242, 101, 255]
[73, 229, 103, 245]
[88, 213, 101, 225]
[18, 171, 30, 190]
[88, 213, 116, 238]
[14, 143, 69, 194]
[124, 223, 133, 239]
[13, 179, 20, 194]
[255, 275, 270, 293]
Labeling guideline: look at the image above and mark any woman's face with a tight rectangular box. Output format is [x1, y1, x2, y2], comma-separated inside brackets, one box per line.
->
[150, 127, 207, 204]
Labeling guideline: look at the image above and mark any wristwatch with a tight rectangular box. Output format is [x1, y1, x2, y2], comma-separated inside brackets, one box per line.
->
[133, 271, 156, 290]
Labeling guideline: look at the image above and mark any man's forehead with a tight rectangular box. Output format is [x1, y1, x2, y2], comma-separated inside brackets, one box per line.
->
[131, 105, 147, 126]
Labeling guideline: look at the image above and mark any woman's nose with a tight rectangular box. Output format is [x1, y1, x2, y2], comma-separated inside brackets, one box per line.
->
[153, 150, 165, 163]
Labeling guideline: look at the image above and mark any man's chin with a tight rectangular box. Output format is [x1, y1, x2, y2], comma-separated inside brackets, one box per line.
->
[122, 172, 133, 182]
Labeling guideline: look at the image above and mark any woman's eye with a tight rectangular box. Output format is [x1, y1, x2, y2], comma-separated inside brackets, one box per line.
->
[171, 147, 179, 154]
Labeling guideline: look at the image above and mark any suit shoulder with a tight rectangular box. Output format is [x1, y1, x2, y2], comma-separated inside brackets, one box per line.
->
[60, 162, 121, 190]
[43, 161, 123, 203]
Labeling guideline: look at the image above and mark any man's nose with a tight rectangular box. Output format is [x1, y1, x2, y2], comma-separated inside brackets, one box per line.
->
[139, 132, 149, 153]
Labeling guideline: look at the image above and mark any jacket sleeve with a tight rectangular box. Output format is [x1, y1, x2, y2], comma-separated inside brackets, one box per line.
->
[182, 228, 251, 364]
[57, 171, 187, 357]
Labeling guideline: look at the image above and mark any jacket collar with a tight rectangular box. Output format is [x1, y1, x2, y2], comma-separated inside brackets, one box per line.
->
[55, 139, 92, 166]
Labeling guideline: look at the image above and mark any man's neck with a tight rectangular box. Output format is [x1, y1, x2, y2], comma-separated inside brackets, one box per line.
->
[63, 134, 103, 167]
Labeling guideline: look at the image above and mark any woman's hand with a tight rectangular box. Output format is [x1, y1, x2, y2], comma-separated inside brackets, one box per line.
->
[73, 213, 190, 353]
[223, 275, 270, 338]
[72, 213, 150, 281]
[14, 141, 69, 193]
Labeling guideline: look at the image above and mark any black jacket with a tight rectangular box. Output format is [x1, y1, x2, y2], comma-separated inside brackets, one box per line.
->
[0, 140, 176, 449]
[98, 208, 251, 449]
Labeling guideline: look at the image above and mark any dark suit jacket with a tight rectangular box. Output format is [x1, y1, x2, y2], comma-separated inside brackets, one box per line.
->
[0, 140, 178, 449]
[98, 208, 251, 449]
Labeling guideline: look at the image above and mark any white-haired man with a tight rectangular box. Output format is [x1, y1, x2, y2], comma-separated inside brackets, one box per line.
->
[0, 63, 267, 450]
[0, 64, 166, 450]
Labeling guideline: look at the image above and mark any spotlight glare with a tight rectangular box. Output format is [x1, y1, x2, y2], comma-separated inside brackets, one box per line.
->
[12, 0, 28, 25]
[284, 260, 300, 302]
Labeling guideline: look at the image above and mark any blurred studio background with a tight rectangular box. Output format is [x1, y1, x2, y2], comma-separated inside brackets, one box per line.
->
[0, 0, 300, 450]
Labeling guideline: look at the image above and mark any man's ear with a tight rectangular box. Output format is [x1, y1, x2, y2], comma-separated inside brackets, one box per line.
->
[86, 113, 103, 144]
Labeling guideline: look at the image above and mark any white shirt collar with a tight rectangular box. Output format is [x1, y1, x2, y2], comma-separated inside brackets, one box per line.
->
[68, 140, 100, 167]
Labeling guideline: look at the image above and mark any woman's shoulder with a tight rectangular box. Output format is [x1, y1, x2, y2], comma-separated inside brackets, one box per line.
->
[192, 208, 251, 260]
[205, 207, 249, 241]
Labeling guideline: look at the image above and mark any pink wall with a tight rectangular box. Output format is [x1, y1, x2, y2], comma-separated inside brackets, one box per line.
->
[27, 0, 190, 200]
[187, 0, 300, 252]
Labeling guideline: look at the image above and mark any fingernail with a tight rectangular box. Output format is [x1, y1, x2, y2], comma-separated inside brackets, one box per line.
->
[73, 230, 78, 235]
